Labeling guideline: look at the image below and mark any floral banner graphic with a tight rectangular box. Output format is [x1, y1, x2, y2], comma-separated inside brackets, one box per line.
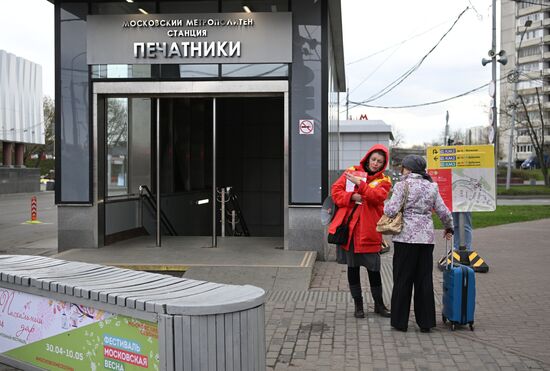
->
[0, 288, 159, 370]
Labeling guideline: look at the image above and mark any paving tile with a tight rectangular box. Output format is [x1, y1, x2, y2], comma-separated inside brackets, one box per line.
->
[264, 241, 550, 370]
[8, 220, 550, 370]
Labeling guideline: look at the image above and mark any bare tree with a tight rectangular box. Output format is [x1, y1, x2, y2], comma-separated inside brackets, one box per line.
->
[25, 96, 55, 169]
[518, 87, 549, 186]
[389, 127, 404, 165]
[107, 98, 128, 147]
[390, 126, 404, 148]
[436, 128, 467, 146]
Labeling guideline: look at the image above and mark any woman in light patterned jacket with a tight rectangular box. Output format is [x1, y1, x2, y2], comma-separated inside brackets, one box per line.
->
[384, 155, 453, 333]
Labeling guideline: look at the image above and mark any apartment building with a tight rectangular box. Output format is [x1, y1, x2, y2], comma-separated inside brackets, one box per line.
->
[500, 0, 550, 168]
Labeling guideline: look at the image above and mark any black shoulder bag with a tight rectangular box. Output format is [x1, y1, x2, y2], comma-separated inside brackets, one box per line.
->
[327, 203, 359, 245]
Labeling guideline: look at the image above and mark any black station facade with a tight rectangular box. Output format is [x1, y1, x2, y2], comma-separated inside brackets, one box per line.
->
[52, 0, 345, 257]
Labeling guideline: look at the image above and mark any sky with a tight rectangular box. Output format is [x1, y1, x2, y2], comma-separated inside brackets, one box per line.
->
[0, 0, 54, 97]
[0, 0, 494, 146]
[341, 0, 494, 146]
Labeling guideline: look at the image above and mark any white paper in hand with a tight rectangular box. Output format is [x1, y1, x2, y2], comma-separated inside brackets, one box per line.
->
[345, 179, 355, 192]
[345, 171, 367, 192]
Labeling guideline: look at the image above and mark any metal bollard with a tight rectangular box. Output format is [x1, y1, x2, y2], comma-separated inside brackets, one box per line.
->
[31, 196, 37, 222]
[25, 196, 42, 224]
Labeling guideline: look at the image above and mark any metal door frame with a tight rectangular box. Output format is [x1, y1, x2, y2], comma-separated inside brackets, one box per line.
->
[93, 81, 289, 248]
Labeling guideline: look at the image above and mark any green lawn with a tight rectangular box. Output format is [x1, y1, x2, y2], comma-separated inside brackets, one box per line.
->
[433, 205, 550, 229]
[497, 185, 550, 196]
[497, 168, 545, 181]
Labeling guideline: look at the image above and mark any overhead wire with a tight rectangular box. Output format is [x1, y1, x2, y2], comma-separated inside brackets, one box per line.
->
[348, 83, 489, 109]
[346, 19, 453, 66]
[358, 7, 471, 104]
[345, 72, 511, 111]
[347, 17, 461, 94]
[349, 46, 401, 94]
[467, 0, 483, 20]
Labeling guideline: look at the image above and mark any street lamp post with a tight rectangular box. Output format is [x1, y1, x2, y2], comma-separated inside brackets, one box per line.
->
[444, 110, 450, 145]
[482, 0, 507, 174]
[506, 19, 533, 190]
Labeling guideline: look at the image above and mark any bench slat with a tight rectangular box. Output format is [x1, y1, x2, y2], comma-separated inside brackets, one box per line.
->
[0, 255, 265, 315]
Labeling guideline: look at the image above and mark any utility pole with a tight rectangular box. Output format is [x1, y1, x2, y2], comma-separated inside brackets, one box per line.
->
[346, 88, 349, 120]
[445, 111, 450, 145]
[482, 0, 507, 180]
[491, 0, 498, 160]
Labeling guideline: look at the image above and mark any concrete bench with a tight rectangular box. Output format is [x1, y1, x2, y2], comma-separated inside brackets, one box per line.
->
[0, 255, 266, 371]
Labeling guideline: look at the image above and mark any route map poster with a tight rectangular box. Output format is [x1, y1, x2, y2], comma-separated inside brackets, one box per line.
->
[427, 144, 496, 212]
[0, 287, 159, 370]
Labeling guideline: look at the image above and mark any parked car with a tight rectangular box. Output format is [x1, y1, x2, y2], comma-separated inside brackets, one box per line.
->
[40, 170, 55, 190]
[385, 169, 401, 183]
[520, 154, 549, 169]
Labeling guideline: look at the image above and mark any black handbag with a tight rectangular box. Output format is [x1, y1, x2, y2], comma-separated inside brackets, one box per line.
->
[327, 204, 359, 245]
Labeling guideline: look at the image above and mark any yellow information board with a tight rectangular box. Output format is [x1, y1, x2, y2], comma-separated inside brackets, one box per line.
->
[427, 144, 496, 212]
[427, 145, 495, 169]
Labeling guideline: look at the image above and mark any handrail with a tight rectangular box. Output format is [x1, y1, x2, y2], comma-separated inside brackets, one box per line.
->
[139, 185, 177, 236]
[228, 189, 250, 236]
[218, 186, 250, 237]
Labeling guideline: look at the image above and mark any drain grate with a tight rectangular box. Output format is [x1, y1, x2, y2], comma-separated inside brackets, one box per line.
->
[267, 290, 356, 303]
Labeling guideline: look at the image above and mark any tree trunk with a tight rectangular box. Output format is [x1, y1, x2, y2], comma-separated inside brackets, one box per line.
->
[542, 166, 549, 187]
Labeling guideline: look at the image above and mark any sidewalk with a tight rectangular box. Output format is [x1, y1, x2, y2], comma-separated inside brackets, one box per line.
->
[2, 217, 550, 370]
[263, 218, 550, 370]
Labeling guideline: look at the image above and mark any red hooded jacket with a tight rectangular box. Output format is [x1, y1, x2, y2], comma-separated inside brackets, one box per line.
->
[328, 144, 391, 253]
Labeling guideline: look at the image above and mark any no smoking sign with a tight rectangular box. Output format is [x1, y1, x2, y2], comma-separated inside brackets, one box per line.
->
[299, 119, 314, 135]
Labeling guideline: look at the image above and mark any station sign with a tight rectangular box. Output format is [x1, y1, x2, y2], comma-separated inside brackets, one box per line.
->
[87, 12, 292, 65]
[427, 144, 496, 212]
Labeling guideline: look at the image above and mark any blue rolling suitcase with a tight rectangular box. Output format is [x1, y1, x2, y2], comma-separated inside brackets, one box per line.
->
[442, 240, 476, 331]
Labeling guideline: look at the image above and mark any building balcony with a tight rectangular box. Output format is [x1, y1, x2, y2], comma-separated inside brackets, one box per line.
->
[521, 70, 544, 79]
[515, 134, 550, 146]
[519, 55, 542, 64]
[518, 87, 542, 95]
[523, 38, 544, 47]
[515, 96, 550, 110]
[519, 7, 550, 17]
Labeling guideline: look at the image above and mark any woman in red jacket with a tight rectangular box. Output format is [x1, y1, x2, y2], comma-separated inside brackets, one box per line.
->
[329, 144, 392, 318]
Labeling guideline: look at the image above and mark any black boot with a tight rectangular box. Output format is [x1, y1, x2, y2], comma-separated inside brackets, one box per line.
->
[353, 297, 365, 318]
[349, 282, 365, 318]
[371, 286, 391, 318]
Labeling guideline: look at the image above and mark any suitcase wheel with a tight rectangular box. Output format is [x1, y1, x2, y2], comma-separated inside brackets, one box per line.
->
[469, 323, 474, 331]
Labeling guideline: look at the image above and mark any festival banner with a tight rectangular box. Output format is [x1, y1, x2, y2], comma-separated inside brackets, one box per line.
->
[0, 287, 159, 370]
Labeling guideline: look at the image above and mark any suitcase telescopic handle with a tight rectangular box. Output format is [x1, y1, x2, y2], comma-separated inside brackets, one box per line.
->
[445, 237, 454, 269]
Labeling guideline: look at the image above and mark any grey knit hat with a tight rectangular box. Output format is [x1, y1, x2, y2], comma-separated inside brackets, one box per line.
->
[401, 155, 426, 172]
[402, 155, 432, 182]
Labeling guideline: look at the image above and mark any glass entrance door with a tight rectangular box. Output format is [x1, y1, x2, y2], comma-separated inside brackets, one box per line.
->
[157, 98, 214, 238]
[101, 96, 215, 245]
[100, 96, 155, 245]
[99, 94, 284, 246]
[105, 97, 152, 198]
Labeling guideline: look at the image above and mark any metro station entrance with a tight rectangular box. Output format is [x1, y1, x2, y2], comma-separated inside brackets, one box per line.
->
[95, 82, 287, 247]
